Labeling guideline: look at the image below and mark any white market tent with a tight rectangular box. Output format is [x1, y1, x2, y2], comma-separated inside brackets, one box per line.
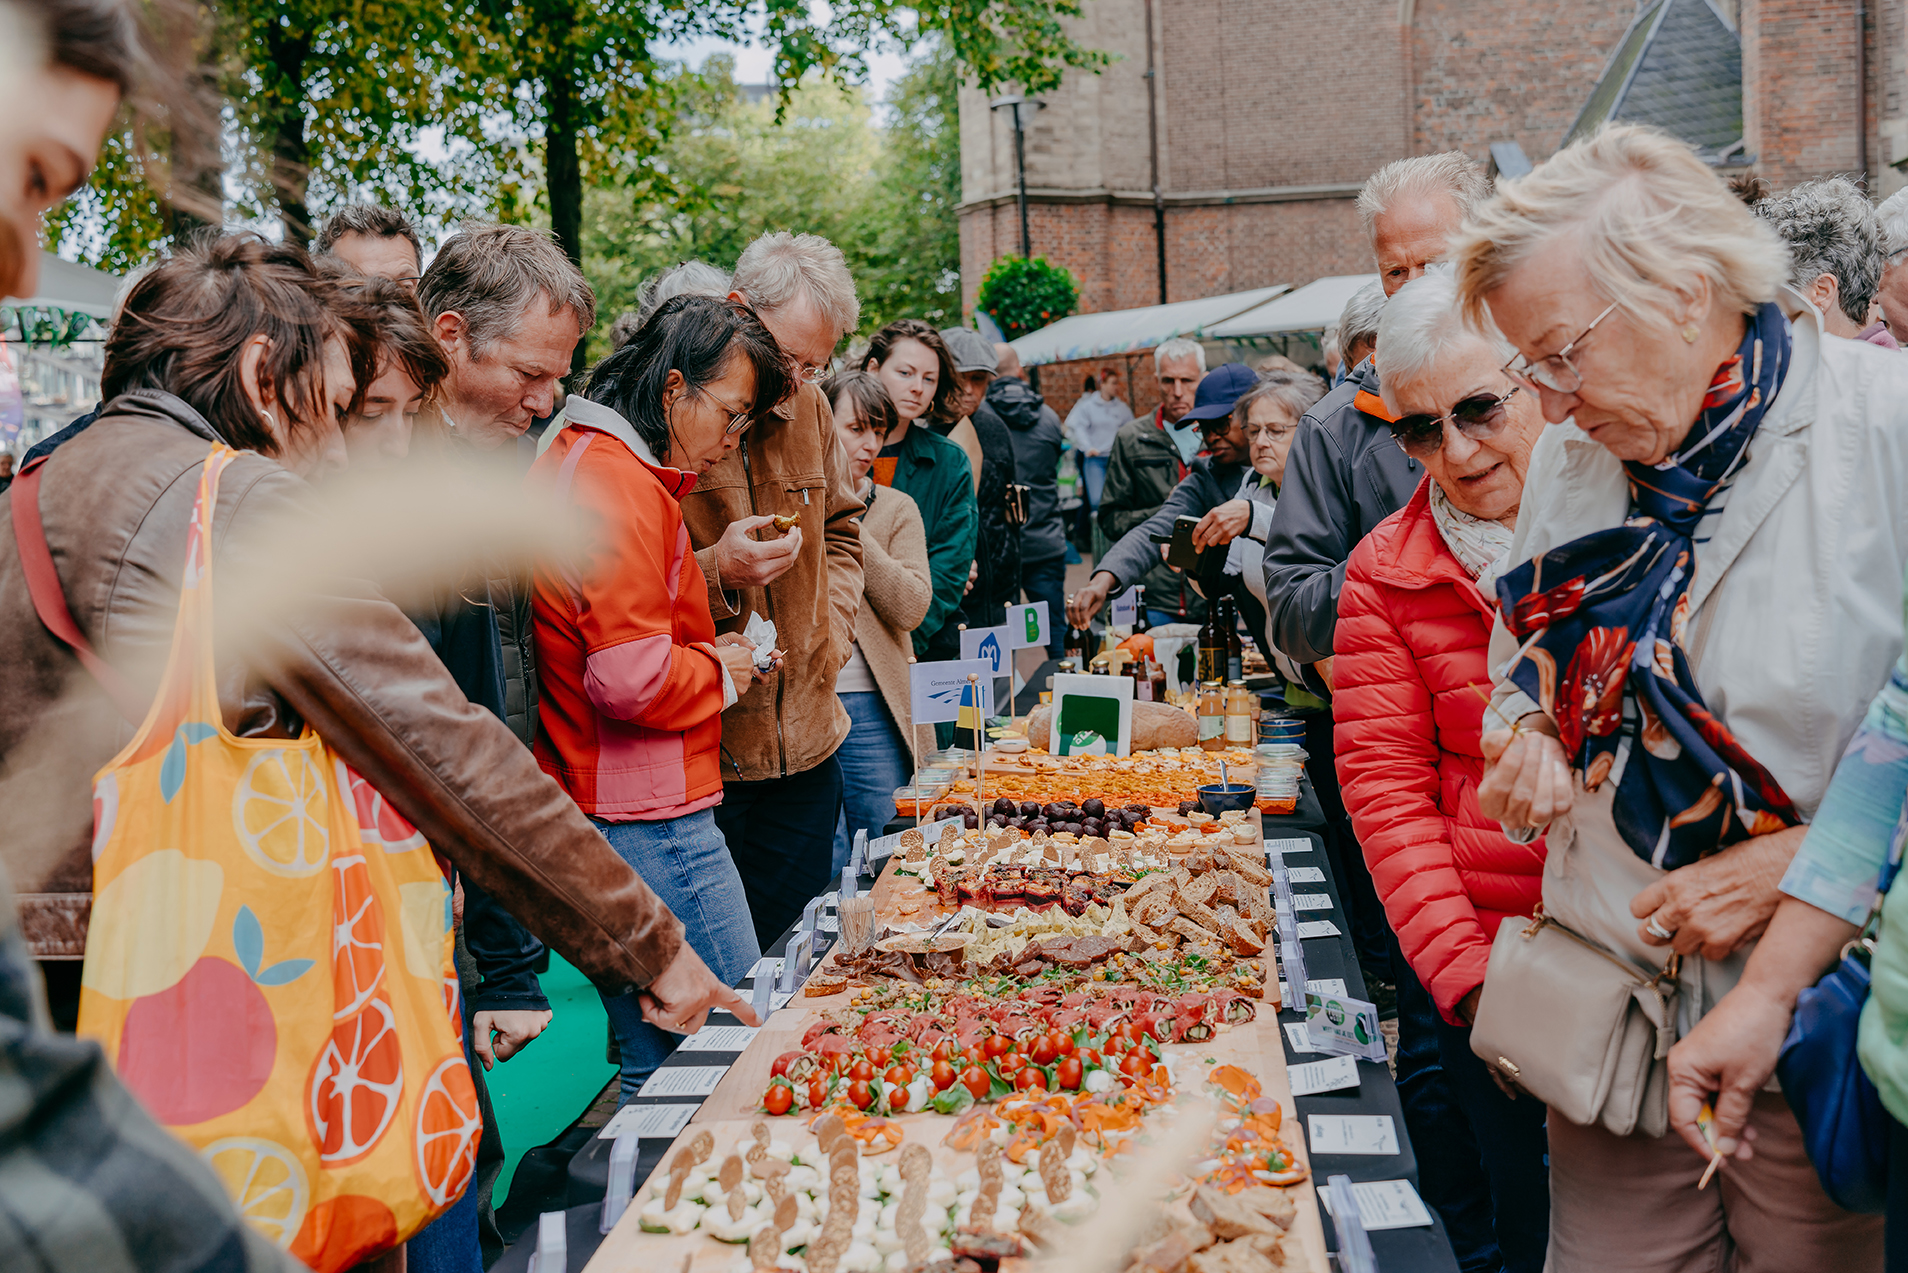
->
[1007, 284, 1288, 367]
[1206, 274, 1378, 339]
[14, 251, 121, 318]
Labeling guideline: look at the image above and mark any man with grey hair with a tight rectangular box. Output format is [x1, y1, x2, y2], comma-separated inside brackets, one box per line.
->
[316, 202, 425, 286]
[679, 230, 868, 949]
[1874, 186, 1908, 340]
[1754, 177, 1884, 340]
[1095, 336, 1208, 623]
[1262, 150, 1503, 1273]
[1337, 280, 1385, 373]
[420, 220, 597, 452]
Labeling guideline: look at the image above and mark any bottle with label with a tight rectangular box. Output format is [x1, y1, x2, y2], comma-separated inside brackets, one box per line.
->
[1225, 680, 1254, 745]
[1063, 597, 1089, 666]
[1145, 657, 1168, 705]
[1225, 596, 1245, 682]
[1132, 587, 1150, 635]
[1198, 605, 1224, 683]
[1198, 681, 1226, 750]
[1130, 657, 1154, 702]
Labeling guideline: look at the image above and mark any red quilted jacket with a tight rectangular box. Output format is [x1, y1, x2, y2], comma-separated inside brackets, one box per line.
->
[1334, 480, 1545, 1024]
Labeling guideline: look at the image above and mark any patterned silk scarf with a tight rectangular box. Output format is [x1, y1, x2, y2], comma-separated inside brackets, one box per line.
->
[1494, 302, 1799, 870]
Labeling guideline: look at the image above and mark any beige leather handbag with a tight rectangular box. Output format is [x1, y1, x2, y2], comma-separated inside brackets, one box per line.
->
[1470, 907, 1683, 1138]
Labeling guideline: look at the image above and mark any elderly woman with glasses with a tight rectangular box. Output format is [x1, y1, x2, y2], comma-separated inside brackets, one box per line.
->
[1332, 267, 1551, 1272]
[529, 295, 789, 1101]
[1457, 125, 1908, 1270]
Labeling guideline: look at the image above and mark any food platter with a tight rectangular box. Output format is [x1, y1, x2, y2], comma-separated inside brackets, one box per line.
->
[585, 795, 1327, 1273]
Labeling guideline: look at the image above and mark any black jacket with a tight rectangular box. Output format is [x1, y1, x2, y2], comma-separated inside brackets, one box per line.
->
[1261, 357, 1421, 666]
[1096, 455, 1268, 644]
[934, 405, 1021, 629]
[987, 376, 1067, 566]
[1098, 409, 1208, 620]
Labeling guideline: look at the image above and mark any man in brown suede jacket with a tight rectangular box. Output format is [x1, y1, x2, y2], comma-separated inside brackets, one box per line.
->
[678, 231, 866, 948]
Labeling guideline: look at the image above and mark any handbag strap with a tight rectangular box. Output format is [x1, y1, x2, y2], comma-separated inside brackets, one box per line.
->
[10, 458, 144, 723]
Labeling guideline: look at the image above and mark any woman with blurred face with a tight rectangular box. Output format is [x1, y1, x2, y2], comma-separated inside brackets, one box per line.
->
[1220, 371, 1324, 665]
[1332, 268, 1551, 1272]
[822, 370, 932, 873]
[862, 320, 975, 660]
[1452, 124, 1908, 1270]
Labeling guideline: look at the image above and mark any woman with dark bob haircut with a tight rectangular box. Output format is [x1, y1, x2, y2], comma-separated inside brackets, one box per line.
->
[528, 294, 789, 1101]
[0, 230, 753, 1171]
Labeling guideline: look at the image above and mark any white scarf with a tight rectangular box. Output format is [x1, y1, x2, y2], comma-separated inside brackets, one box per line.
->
[1428, 481, 1515, 592]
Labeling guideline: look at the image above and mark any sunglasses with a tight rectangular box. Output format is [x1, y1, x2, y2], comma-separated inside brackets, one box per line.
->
[1390, 385, 1521, 460]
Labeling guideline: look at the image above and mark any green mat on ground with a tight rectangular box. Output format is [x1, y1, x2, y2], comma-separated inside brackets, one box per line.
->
[482, 954, 615, 1200]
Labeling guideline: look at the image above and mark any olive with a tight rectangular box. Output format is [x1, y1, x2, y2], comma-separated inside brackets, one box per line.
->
[993, 796, 1017, 817]
[1026, 819, 1051, 835]
[1009, 816, 1028, 829]
[1178, 800, 1198, 817]
[1124, 803, 1150, 816]
[1062, 821, 1084, 835]
[1042, 802, 1069, 822]
[1082, 798, 1105, 819]
[963, 812, 980, 829]
[988, 814, 1009, 828]
[1081, 819, 1104, 836]
[1018, 801, 1041, 819]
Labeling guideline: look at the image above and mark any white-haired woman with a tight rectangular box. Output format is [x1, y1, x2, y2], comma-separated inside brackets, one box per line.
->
[1461, 124, 1908, 1269]
[1331, 269, 1550, 1271]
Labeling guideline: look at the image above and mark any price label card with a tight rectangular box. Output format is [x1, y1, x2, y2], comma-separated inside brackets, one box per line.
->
[597, 1103, 697, 1140]
[676, 1025, 761, 1052]
[1266, 838, 1313, 857]
[1288, 867, 1326, 884]
[1287, 1054, 1361, 1096]
[1321, 1180, 1434, 1230]
[1293, 893, 1334, 911]
[636, 1066, 730, 1100]
[1283, 1022, 1321, 1054]
[1306, 978, 1348, 997]
[1296, 920, 1342, 938]
[1307, 1114, 1399, 1156]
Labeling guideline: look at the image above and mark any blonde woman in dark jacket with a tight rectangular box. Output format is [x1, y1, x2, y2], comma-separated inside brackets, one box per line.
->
[823, 371, 934, 872]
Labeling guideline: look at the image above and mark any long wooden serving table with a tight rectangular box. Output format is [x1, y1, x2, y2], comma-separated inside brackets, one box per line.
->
[586, 807, 1328, 1273]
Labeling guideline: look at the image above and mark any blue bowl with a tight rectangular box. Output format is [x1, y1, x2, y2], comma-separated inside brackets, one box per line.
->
[1197, 782, 1256, 815]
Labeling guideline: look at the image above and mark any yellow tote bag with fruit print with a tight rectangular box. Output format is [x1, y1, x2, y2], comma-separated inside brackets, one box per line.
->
[76, 447, 479, 1272]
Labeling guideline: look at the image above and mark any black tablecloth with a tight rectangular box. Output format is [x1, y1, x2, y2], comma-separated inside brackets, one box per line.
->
[499, 773, 1457, 1272]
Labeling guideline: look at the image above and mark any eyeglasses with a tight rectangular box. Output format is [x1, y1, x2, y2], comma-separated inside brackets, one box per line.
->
[1245, 424, 1295, 443]
[1503, 300, 1620, 395]
[794, 363, 829, 384]
[1390, 385, 1522, 460]
[696, 387, 754, 435]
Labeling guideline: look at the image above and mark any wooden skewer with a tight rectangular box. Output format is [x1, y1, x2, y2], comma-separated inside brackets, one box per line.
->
[1697, 1149, 1724, 1190]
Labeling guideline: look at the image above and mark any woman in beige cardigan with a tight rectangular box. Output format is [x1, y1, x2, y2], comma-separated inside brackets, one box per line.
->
[824, 371, 935, 873]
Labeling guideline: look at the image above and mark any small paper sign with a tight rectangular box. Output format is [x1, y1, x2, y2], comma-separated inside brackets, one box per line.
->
[1109, 585, 1140, 626]
[636, 1066, 730, 1099]
[959, 624, 1014, 675]
[676, 1025, 761, 1052]
[1288, 1054, 1361, 1096]
[909, 658, 995, 726]
[1283, 1022, 1321, 1054]
[1305, 990, 1387, 1062]
[1293, 893, 1334, 911]
[1322, 1180, 1435, 1231]
[1288, 866, 1326, 884]
[1307, 1114, 1399, 1156]
[596, 1103, 698, 1140]
[1267, 838, 1314, 857]
[1004, 600, 1051, 650]
[1295, 920, 1342, 938]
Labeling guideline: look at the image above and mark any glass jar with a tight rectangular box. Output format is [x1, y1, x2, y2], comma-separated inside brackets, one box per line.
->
[1197, 681, 1226, 750]
[1225, 680, 1254, 744]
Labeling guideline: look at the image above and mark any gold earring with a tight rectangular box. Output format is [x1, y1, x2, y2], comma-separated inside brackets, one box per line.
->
[1681, 323, 1700, 344]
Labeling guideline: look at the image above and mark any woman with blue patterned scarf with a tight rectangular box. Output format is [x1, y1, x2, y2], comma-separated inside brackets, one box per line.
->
[1454, 125, 1908, 1270]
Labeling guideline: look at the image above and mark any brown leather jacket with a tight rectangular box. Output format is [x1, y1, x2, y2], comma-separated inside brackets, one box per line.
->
[0, 392, 681, 992]
[681, 382, 864, 782]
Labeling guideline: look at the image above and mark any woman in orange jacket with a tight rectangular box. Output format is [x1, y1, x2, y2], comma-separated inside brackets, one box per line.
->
[530, 296, 792, 1099]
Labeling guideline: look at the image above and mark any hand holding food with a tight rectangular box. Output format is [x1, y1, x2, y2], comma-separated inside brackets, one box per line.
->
[715, 514, 802, 588]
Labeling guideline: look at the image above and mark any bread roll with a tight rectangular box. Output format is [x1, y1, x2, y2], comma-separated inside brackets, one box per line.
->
[1025, 701, 1198, 751]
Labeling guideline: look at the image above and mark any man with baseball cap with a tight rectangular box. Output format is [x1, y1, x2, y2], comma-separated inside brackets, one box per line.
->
[936, 326, 1022, 628]
[1066, 363, 1267, 636]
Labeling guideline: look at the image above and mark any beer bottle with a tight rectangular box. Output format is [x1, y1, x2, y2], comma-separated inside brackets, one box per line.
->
[1198, 604, 1224, 683]
[1132, 587, 1151, 635]
[1063, 597, 1089, 666]
[1225, 596, 1245, 681]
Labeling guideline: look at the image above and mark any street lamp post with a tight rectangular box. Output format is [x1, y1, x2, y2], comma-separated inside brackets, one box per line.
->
[990, 95, 1045, 258]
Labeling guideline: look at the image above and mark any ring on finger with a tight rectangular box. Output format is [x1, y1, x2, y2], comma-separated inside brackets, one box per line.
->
[1646, 917, 1676, 942]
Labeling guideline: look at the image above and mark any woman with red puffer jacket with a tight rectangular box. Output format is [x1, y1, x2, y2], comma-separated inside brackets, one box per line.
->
[1331, 269, 1550, 1273]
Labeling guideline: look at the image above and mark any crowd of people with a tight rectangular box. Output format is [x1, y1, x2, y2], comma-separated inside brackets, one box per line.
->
[18, 0, 1908, 1271]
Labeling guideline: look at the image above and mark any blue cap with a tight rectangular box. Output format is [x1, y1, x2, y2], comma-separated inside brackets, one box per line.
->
[1179, 363, 1260, 423]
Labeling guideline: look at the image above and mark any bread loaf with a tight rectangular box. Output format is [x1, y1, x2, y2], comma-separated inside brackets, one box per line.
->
[1026, 701, 1199, 752]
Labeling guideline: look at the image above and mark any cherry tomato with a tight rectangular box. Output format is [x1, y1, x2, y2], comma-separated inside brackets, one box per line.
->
[847, 1059, 875, 1083]
[1029, 1035, 1059, 1067]
[997, 1052, 1027, 1077]
[1056, 1057, 1084, 1091]
[1053, 1033, 1077, 1058]
[1014, 1067, 1049, 1092]
[960, 1066, 991, 1100]
[808, 1077, 830, 1108]
[1120, 1051, 1153, 1079]
[1101, 1034, 1130, 1056]
[847, 1079, 875, 1110]
[891, 1042, 911, 1062]
[1080, 1048, 1104, 1070]
[764, 1083, 794, 1116]
[983, 1034, 1014, 1059]
[883, 1065, 915, 1089]
[930, 1043, 954, 1064]
[931, 1060, 957, 1091]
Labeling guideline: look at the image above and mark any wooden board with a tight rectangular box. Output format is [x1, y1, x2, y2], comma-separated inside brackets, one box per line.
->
[587, 1016, 1327, 1273]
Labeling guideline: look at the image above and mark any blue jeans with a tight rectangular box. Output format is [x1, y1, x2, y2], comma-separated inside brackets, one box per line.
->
[1082, 454, 1109, 508]
[1433, 1014, 1550, 1273]
[716, 755, 845, 952]
[834, 692, 914, 876]
[1396, 955, 1503, 1273]
[593, 810, 760, 1103]
[405, 1021, 483, 1273]
[1021, 557, 1067, 658]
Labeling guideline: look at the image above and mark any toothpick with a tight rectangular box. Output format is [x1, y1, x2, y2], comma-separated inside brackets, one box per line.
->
[1697, 1150, 1724, 1190]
